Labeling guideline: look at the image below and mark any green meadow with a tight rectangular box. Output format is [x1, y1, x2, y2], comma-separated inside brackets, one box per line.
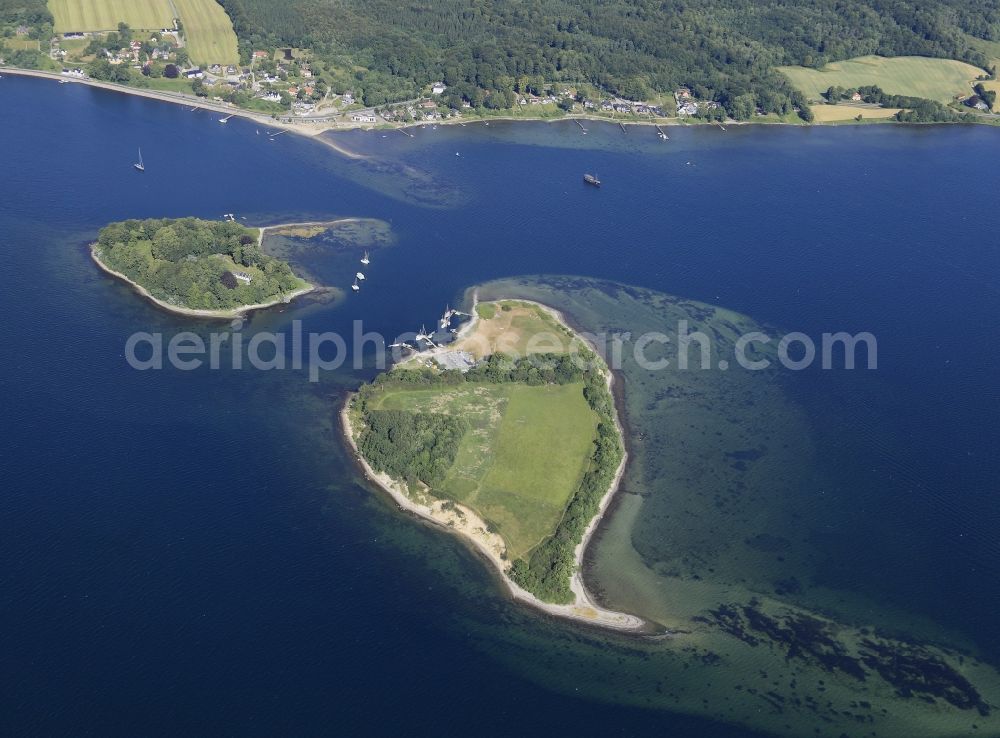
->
[368, 381, 598, 558]
[778, 55, 983, 103]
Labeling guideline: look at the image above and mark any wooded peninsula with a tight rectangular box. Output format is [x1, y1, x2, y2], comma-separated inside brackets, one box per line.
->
[92, 217, 311, 318]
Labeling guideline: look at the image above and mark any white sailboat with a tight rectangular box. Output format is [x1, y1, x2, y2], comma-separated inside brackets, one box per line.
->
[356, 272, 365, 280]
[133, 147, 145, 172]
[351, 277, 360, 292]
[360, 250, 370, 265]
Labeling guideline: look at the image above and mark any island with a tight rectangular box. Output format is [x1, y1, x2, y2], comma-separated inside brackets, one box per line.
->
[343, 298, 645, 630]
[91, 217, 313, 318]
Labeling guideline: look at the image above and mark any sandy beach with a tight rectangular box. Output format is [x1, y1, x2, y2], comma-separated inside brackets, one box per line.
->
[0, 67, 367, 159]
[342, 293, 648, 632]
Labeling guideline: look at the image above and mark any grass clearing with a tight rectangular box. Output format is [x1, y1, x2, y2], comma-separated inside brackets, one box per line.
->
[452, 301, 583, 360]
[172, 0, 238, 66]
[3, 38, 41, 51]
[371, 382, 599, 558]
[778, 55, 983, 103]
[808, 104, 902, 122]
[49, 0, 174, 32]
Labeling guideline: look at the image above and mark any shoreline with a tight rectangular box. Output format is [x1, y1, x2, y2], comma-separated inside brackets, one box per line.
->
[0, 67, 367, 159]
[90, 243, 315, 320]
[5, 65, 995, 143]
[341, 293, 650, 633]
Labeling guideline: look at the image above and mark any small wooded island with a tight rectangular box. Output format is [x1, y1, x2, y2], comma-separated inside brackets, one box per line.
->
[91, 217, 312, 318]
[344, 299, 645, 630]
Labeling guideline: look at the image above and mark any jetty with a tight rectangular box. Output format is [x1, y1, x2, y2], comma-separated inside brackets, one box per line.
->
[398, 127, 414, 138]
[619, 121, 628, 134]
[655, 124, 669, 140]
[576, 120, 588, 134]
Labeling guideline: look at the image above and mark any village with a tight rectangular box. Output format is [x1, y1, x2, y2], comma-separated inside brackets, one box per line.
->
[8, 22, 734, 130]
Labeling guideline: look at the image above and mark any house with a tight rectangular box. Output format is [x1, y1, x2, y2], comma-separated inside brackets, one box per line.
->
[966, 95, 990, 111]
[350, 113, 377, 123]
[419, 100, 437, 109]
[252, 50, 268, 59]
[185, 68, 204, 79]
[675, 87, 692, 99]
[233, 271, 252, 284]
[850, 91, 863, 102]
[677, 101, 699, 115]
[258, 91, 282, 102]
[431, 82, 446, 95]
[226, 65, 237, 76]
[342, 93, 354, 104]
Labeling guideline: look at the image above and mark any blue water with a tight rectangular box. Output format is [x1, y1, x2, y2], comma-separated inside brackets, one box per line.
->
[1, 75, 999, 735]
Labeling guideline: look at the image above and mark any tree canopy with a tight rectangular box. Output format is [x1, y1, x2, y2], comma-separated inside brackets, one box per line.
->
[95, 217, 305, 311]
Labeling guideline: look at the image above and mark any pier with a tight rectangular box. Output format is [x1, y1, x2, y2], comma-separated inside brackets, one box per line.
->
[576, 120, 588, 133]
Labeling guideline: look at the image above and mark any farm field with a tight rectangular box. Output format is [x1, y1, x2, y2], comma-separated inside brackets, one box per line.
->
[49, 0, 174, 32]
[809, 104, 901, 122]
[778, 55, 983, 103]
[171, 0, 238, 66]
[47, 0, 238, 65]
[371, 382, 599, 558]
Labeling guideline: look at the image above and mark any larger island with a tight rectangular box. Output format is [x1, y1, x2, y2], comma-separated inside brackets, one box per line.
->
[343, 299, 645, 630]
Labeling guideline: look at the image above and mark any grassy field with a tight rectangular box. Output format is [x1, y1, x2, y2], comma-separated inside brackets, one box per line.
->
[172, 0, 238, 66]
[3, 38, 41, 51]
[48, 0, 238, 65]
[451, 301, 584, 360]
[778, 55, 983, 103]
[49, 0, 174, 32]
[809, 104, 902, 122]
[371, 382, 599, 558]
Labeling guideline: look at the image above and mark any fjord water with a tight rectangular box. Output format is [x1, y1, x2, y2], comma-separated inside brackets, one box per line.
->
[2, 74, 999, 735]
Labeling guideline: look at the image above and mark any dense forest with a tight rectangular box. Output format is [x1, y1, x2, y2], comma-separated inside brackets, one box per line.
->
[218, 0, 999, 118]
[95, 218, 305, 311]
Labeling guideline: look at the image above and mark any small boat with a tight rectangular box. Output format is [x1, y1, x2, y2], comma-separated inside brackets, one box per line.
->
[360, 251, 370, 265]
[351, 277, 360, 292]
[133, 147, 145, 172]
[583, 173, 601, 187]
[356, 272, 366, 280]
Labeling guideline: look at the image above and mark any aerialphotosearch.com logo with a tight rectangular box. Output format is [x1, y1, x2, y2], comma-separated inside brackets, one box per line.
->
[124, 319, 877, 381]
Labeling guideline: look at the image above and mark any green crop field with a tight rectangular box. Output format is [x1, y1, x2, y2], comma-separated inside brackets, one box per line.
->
[372, 382, 599, 557]
[48, 0, 238, 65]
[778, 55, 983, 103]
[172, 0, 238, 66]
[49, 0, 174, 32]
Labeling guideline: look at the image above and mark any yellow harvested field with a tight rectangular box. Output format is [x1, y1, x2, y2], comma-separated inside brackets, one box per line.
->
[778, 55, 983, 103]
[809, 104, 901, 122]
[48, 0, 238, 65]
[172, 0, 238, 66]
[49, 0, 174, 32]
